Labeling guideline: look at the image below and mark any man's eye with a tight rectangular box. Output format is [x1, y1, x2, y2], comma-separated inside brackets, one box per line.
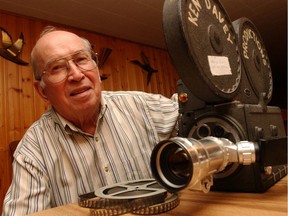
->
[75, 56, 90, 65]
[49, 62, 67, 73]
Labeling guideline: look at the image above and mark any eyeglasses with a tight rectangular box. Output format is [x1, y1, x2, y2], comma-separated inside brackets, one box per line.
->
[39, 50, 97, 83]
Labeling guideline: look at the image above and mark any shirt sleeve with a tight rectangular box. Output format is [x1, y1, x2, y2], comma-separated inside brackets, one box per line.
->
[2, 138, 51, 216]
[144, 93, 179, 141]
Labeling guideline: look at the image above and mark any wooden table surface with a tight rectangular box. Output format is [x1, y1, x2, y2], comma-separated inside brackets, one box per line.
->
[28, 176, 287, 216]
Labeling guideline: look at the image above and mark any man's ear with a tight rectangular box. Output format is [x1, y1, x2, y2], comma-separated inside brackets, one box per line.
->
[34, 81, 49, 101]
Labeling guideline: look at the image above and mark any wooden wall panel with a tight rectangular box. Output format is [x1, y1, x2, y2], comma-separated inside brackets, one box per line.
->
[0, 11, 179, 212]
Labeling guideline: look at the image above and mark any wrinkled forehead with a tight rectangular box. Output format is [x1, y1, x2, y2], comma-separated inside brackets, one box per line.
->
[34, 31, 87, 64]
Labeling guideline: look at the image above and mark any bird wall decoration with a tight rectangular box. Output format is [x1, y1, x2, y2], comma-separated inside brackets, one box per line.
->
[130, 51, 158, 86]
[96, 47, 112, 80]
[0, 27, 29, 65]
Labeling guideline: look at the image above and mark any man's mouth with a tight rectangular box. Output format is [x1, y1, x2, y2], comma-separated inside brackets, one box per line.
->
[70, 87, 90, 96]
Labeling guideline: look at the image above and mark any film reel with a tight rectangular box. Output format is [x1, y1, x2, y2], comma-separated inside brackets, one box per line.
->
[163, 0, 241, 103]
[94, 179, 166, 199]
[233, 17, 273, 104]
[78, 179, 179, 216]
[131, 193, 179, 215]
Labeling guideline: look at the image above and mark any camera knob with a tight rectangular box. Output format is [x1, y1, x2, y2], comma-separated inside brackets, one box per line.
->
[237, 141, 256, 165]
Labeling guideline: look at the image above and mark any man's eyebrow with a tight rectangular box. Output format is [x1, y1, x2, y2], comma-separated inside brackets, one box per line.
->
[47, 50, 87, 63]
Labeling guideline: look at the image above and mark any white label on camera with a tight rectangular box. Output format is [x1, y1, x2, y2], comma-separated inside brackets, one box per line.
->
[208, 56, 232, 76]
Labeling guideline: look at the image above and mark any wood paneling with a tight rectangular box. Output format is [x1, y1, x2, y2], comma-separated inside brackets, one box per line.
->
[0, 11, 178, 212]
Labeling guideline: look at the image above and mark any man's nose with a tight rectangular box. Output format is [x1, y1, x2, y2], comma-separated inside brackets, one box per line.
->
[67, 60, 84, 81]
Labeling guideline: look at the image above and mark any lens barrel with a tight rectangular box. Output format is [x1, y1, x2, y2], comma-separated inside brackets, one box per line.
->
[150, 137, 250, 192]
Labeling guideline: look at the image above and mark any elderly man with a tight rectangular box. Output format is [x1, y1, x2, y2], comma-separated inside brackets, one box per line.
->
[2, 27, 179, 215]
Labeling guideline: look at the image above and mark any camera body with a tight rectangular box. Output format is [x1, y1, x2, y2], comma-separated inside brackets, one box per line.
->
[177, 80, 287, 192]
[160, 0, 287, 192]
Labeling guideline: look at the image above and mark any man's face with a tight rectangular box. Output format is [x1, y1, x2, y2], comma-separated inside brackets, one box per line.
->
[33, 31, 102, 121]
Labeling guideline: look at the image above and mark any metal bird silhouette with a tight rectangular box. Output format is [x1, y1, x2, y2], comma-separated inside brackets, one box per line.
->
[0, 27, 28, 65]
[97, 48, 112, 80]
[130, 51, 158, 85]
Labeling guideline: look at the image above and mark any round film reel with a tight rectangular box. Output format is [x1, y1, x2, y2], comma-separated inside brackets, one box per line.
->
[90, 193, 179, 216]
[233, 17, 273, 104]
[89, 193, 166, 216]
[94, 179, 166, 199]
[163, 0, 241, 103]
[131, 192, 179, 215]
[79, 179, 179, 216]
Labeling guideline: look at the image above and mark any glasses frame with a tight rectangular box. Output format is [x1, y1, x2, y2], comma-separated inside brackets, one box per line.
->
[37, 50, 97, 83]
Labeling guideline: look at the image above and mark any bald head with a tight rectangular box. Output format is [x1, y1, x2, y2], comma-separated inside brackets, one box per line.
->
[31, 28, 92, 80]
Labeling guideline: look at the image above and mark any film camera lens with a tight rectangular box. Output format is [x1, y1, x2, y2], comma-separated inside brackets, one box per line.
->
[151, 137, 256, 193]
[150, 139, 192, 192]
[168, 147, 191, 178]
[156, 142, 192, 188]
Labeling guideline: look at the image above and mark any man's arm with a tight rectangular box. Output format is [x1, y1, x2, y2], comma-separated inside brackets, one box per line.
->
[2, 142, 51, 216]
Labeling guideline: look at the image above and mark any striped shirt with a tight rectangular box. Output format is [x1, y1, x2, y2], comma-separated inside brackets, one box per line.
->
[2, 91, 179, 216]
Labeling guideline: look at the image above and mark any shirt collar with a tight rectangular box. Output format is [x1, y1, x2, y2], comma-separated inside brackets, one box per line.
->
[53, 95, 107, 135]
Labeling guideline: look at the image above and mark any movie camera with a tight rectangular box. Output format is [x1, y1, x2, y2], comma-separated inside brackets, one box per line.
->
[150, 0, 287, 193]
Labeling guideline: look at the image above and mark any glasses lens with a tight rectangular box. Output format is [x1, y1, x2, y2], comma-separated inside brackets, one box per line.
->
[45, 59, 68, 83]
[43, 51, 96, 83]
[74, 51, 96, 71]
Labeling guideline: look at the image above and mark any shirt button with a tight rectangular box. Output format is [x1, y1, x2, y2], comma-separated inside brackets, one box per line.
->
[104, 166, 109, 172]
[95, 136, 99, 142]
